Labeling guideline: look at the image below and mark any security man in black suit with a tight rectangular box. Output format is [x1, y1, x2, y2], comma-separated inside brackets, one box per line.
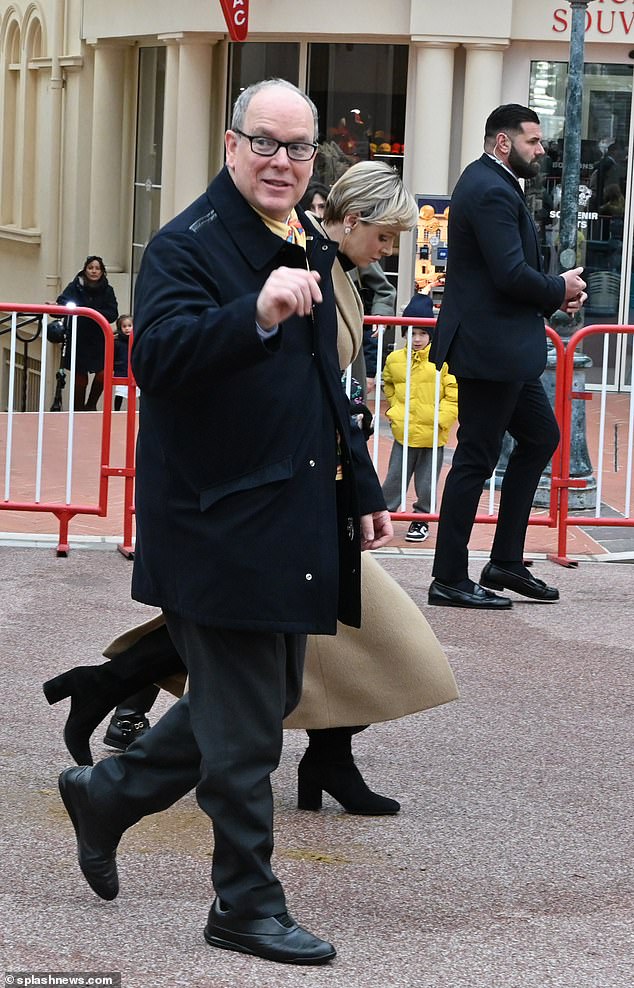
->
[428, 104, 587, 609]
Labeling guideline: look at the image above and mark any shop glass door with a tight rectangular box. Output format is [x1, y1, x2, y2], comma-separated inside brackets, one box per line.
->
[527, 60, 633, 389]
[131, 47, 166, 301]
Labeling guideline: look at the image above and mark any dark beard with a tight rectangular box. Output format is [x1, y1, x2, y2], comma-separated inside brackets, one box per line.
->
[508, 143, 540, 180]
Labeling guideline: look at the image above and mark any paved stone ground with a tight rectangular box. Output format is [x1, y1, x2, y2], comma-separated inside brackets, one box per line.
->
[1, 546, 632, 987]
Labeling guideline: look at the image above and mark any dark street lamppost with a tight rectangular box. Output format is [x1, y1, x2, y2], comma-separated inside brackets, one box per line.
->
[537, 0, 597, 509]
[557, 0, 593, 298]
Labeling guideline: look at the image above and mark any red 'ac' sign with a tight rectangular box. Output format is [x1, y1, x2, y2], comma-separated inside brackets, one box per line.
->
[218, 0, 249, 41]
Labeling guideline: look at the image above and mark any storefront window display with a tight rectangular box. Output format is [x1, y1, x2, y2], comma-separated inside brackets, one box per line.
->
[228, 42, 300, 113]
[414, 197, 451, 312]
[527, 60, 633, 387]
[307, 43, 408, 186]
[228, 41, 408, 182]
[308, 42, 408, 294]
[226, 41, 408, 295]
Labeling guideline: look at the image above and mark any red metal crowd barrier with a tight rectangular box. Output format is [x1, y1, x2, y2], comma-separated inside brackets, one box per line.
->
[364, 315, 565, 531]
[0, 302, 124, 555]
[364, 314, 634, 565]
[115, 363, 137, 560]
[2, 303, 633, 562]
[552, 322, 634, 566]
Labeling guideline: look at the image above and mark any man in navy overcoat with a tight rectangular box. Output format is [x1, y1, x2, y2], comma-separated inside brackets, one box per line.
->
[57, 79, 392, 965]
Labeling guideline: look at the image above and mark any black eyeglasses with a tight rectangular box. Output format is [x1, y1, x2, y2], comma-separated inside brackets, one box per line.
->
[234, 129, 318, 162]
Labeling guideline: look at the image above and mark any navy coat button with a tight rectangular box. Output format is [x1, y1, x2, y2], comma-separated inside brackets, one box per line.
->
[309, 459, 316, 467]
[305, 573, 313, 581]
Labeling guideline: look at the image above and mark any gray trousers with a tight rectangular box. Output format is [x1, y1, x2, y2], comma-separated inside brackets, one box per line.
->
[382, 441, 444, 514]
[87, 619, 306, 918]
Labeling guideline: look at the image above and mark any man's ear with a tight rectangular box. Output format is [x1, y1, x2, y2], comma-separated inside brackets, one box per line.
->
[225, 130, 238, 170]
[496, 131, 511, 154]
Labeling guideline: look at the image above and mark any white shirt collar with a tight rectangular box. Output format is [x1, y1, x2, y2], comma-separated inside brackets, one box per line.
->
[486, 152, 519, 181]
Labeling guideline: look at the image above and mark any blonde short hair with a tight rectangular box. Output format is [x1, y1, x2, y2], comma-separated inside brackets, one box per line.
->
[323, 161, 418, 230]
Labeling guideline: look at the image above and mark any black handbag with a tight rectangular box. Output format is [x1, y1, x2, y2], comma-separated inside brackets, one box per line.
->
[47, 319, 67, 344]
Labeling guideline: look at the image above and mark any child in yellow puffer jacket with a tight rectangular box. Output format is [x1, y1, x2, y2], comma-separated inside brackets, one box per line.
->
[381, 291, 458, 542]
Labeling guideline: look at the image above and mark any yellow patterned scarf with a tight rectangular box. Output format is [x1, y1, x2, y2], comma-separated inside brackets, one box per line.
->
[254, 207, 307, 250]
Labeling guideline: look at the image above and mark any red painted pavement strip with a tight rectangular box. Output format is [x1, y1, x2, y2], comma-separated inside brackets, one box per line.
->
[0, 411, 132, 537]
[0, 394, 629, 557]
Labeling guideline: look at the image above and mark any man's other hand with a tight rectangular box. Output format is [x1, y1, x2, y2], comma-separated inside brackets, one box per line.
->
[562, 291, 588, 314]
[360, 510, 393, 551]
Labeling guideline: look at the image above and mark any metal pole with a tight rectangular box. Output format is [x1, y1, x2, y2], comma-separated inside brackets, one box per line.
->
[558, 1, 593, 283]
[548, 0, 597, 509]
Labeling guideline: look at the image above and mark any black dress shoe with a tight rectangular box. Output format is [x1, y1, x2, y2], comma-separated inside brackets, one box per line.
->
[58, 766, 120, 900]
[204, 898, 336, 965]
[428, 579, 512, 609]
[480, 562, 559, 601]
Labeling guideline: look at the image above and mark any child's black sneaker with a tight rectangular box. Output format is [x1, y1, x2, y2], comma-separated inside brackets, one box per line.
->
[405, 521, 429, 542]
[103, 714, 151, 751]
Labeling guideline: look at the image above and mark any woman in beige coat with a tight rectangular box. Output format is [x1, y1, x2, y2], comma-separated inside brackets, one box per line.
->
[44, 162, 458, 814]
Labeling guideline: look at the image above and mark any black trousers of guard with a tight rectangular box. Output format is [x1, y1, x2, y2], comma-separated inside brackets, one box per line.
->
[87, 618, 306, 918]
[432, 377, 560, 584]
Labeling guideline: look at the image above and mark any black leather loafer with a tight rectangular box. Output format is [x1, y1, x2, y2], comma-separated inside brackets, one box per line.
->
[480, 562, 559, 601]
[58, 766, 120, 900]
[204, 898, 336, 965]
[428, 579, 512, 609]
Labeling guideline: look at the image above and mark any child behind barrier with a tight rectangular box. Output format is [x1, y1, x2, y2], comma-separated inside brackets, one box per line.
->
[381, 291, 458, 543]
[113, 314, 139, 411]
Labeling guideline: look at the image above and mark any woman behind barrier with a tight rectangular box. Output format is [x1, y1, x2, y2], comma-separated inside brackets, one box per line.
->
[57, 255, 118, 411]
[44, 162, 458, 815]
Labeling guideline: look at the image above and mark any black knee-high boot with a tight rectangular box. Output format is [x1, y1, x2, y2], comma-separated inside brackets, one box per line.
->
[297, 726, 400, 815]
[43, 625, 184, 766]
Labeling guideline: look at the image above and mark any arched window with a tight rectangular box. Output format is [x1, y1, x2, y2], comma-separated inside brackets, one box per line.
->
[22, 14, 42, 229]
[0, 18, 20, 225]
[0, 7, 43, 233]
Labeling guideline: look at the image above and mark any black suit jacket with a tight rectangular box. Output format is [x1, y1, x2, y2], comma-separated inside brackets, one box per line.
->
[429, 154, 566, 382]
[130, 167, 385, 634]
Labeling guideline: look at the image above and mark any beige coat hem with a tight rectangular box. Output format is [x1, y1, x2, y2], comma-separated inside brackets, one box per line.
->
[104, 554, 458, 729]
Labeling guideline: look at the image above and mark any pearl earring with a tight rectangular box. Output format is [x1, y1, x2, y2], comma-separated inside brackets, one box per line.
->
[344, 226, 352, 234]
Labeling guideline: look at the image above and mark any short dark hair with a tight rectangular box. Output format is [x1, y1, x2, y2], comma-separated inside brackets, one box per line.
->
[484, 104, 540, 143]
[300, 181, 329, 211]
